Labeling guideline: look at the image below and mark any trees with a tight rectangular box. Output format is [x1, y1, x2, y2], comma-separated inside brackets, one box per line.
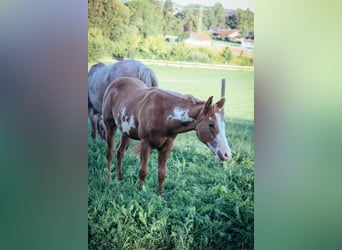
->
[126, 0, 163, 38]
[203, 3, 226, 30]
[88, 0, 130, 42]
[226, 14, 238, 29]
[87, 0, 254, 64]
[175, 6, 201, 33]
[234, 9, 254, 37]
[162, 0, 183, 36]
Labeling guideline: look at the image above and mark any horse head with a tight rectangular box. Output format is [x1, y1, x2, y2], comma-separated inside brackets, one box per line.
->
[195, 96, 232, 161]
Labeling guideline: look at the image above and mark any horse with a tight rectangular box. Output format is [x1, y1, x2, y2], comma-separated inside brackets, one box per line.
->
[88, 60, 159, 140]
[102, 77, 232, 196]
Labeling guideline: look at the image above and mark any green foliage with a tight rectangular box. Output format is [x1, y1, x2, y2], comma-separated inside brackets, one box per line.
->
[175, 6, 201, 33]
[88, 0, 130, 42]
[235, 9, 254, 37]
[88, 121, 254, 249]
[87, 1, 254, 65]
[111, 41, 128, 59]
[88, 28, 108, 62]
[231, 56, 254, 66]
[227, 14, 238, 29]
[139, 36, 168, 59]
[188, 50, 211, 63]
[203, 2, 226, 30]
[162, 0, 183, 36]
[187, 47, 220, 64]
[169, 44, 190, 61]
[127, 0, 163, 38]
[221, 47, 233, 63]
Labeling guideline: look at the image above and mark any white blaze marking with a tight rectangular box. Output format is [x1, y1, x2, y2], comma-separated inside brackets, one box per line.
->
[167, 107, 194, 122]
[210, 113, 232, 160]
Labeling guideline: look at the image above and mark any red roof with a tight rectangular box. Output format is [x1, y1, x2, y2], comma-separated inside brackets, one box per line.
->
[214, 29, 240, 36]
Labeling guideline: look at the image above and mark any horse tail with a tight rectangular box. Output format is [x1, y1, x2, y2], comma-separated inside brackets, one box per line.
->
[138, 65, 159, 88]
[133, 141, 142, 156]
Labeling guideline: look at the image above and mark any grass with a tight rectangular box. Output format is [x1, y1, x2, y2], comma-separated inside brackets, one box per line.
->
[88, 63, 254, 249]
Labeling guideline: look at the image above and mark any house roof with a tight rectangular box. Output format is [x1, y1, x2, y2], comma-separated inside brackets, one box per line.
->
[214, 29, 240, 36]
[191, 32, 212, 41]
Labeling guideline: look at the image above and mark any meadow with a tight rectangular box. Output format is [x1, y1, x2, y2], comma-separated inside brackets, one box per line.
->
[88, 63, 254, 249]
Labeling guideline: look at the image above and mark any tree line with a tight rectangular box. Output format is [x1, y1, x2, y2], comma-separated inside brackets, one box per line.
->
[88, 0, 254, 64]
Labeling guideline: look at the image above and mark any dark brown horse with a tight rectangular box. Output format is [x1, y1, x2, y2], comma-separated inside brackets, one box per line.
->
[102, 77, 232, 195]
[88, 60, 159, 140]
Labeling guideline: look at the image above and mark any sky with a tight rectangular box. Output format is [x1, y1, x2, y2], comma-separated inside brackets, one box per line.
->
[171, 0, 254, 11]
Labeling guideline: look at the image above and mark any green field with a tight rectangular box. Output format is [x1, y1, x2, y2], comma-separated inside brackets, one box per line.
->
[149, 65, 254, 121]
[88, 64, 254, 249]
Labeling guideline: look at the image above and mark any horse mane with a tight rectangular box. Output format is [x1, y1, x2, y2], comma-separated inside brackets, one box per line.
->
[138, 65, 159, 87]
[160, 88, 202, 104]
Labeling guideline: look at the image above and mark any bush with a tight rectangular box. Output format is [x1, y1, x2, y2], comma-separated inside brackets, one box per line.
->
[231, 56, 254, 66]
[88, 28, 106, 62]
[140, 36, 168, 59]
[111, 41, 129, 59]
[221, 47, 233, 64]
[169, 44, 190, 61]
[188, 50, 211, 63]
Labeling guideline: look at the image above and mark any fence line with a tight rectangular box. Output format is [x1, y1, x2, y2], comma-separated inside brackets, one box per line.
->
[137, 59, 254, 71]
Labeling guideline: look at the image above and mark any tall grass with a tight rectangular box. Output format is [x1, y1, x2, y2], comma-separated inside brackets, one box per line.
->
[88, 120, 253, 249]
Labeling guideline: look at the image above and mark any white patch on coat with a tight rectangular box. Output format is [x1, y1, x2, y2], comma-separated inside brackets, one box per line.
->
[167, 107, 194, 122]
[118, 107, 135, 134]
[121, 115, 135, 134]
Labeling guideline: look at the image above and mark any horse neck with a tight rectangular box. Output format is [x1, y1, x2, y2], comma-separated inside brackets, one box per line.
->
[166, 101, 204, 134]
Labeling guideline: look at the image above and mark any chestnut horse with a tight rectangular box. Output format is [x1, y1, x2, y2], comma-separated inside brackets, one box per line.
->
[102, 77, 232, 195]
[88, 60, 159, 140]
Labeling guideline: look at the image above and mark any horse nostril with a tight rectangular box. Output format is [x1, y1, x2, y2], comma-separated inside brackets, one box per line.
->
[225, 152, 232, 161]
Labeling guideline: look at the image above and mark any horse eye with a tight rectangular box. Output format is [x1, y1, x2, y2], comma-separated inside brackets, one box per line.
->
[209, 123, 215, 129]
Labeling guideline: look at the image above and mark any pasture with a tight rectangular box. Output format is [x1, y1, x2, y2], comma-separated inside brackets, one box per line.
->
[88, 63, 254, 249]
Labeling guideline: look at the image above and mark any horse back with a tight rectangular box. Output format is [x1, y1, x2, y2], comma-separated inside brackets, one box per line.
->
[103, 77, 149, 116]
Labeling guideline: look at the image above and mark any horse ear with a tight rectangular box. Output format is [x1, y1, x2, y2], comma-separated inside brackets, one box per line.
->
[204, 96, 213, 113]
[215, 98, 225, 109]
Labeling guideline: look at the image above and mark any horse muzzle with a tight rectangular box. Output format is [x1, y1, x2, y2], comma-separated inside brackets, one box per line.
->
[216, 149, 232, 161]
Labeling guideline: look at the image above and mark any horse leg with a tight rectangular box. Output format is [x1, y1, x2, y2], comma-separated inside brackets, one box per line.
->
[157, 138, 174, 196]
[138, 139, 151, 190]
[88, 108, 98, 140]
[97, 115, 106, 141]
[115, 134, 131, 180]
[88, 96, 98, 140]
[104, 120, 116, 181]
